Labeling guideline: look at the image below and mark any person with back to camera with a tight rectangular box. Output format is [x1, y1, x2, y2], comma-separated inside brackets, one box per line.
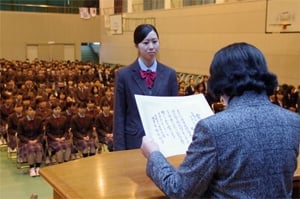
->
[113, 24, 178, 151]
[141, 42, 300, 198]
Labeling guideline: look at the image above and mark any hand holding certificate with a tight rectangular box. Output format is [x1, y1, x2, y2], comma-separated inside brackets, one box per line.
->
[135, 94, 214, 157]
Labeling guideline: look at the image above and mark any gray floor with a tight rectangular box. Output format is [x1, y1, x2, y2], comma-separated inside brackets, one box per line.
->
[0, 146, 52, 199]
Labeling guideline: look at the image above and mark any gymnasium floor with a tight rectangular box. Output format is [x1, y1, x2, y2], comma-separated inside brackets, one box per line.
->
[0, 146, 52, 199]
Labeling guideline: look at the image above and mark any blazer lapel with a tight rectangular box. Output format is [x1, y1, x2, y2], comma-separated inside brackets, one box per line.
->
[132, 62, 150, 95]
[132, 60, 165, 96]
[150, 63, 164, 95]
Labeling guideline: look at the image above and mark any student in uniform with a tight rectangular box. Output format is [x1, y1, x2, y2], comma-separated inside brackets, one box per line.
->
[18, 105, 44, 177]
[113, 24, 178, 151]
[70, 102, 96, 157]
[45, 103, 72, 164]
[95, 100, 114, 152]
[7, 103, 24, 151]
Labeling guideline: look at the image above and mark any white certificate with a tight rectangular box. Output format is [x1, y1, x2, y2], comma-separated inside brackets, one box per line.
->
[135, 94, 214, 157]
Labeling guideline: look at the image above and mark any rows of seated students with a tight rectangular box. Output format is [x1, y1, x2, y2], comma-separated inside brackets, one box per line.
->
[177, 71, 300, 114]
[1, 58, 299, 177]
[177, 73, 227, 112]
[0, 58, 118, 177]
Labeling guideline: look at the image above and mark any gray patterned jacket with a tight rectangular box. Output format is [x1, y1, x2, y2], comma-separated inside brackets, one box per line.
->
[146, 91, 300, 198]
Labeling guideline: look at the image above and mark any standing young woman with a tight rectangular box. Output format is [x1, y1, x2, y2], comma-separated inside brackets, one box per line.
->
[113, 24, 178, 151]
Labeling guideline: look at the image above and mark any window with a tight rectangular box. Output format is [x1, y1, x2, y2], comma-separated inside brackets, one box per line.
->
[144, 0, 164, 11]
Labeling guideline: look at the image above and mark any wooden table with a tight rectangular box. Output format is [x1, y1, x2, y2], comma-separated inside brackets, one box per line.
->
[40, 150, 300, 199]
[40, 149, 183, 199]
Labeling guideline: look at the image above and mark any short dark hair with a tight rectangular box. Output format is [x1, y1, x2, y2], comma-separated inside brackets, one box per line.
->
[78, 102, 87, 109]
[133, 24, 159, 45]
[51, 103, 61, 110]
[65, 101, 76, 109]
[101, 100, 110, 108]
[208, 42, 277, 98]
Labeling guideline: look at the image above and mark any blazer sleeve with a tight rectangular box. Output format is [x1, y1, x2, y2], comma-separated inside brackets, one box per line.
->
[113, 69, 127, 150]
[169, 69, 179, 96]
[146, 120, 217, 198]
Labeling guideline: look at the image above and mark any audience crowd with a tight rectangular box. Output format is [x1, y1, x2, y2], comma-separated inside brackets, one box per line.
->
[0, 58, 299, 176]
[0, 58, 118, 176]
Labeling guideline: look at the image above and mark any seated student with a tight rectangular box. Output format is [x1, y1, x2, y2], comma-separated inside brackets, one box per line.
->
[62, 101, 77, 129]
[194, 81, 206, 94]
[288, 84, 298, 113]
[70, 102, 96, 157]
[35, 96, 52, 121]
[272, 89, 286, 108]
[99, 87, 114, 112]
[62, 101, 79, 160]
[7, 103, 24, 152]
[45, 103, 72, 164]
[57, 91, 67, 112]
[0, 95, 15, 144]
[75, 80, 89, 103]
[89, 84, 102, 107]
[95, 100, 114, 152]
[141, 42, 300, 198]
[22, 95, 32, 110]
[184, 78, 196, 95]
[178, 80, 186, 96]
[86, 99, 97, 122]
[17, 105, 44, 177]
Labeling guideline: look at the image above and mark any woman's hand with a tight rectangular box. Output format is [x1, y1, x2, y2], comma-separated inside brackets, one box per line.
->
[140, 136, 159, 159]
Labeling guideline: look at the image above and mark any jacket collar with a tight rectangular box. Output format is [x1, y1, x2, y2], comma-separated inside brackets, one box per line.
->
[132, 59, 164, 95]
[228, 91, 270, 109]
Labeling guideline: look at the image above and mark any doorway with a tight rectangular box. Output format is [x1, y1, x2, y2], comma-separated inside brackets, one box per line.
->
[81, 42, 100, 64]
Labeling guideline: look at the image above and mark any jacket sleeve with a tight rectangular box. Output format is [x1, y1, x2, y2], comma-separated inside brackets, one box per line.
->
[169, 70, 179, 96]
[146, 120, 217, 198]
[113, 69, 126, 150]
[17, 120, 29, 143]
